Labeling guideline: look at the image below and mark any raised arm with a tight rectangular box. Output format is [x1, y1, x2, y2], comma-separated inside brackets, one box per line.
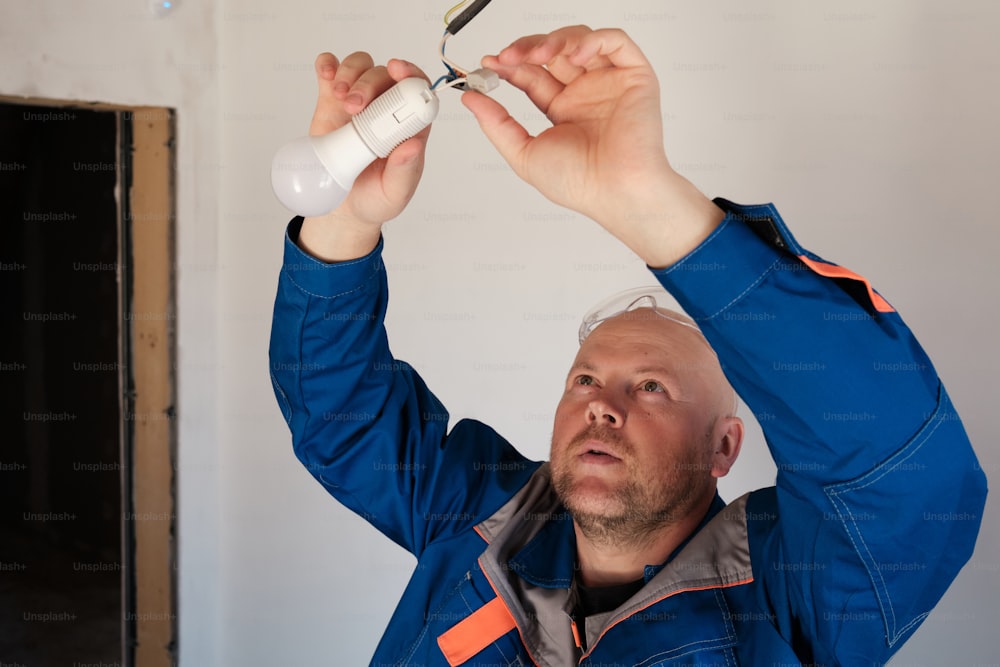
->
[463, 25, 987, 664]
[655, 198, 987, 664]
[269, 55, 537, 558]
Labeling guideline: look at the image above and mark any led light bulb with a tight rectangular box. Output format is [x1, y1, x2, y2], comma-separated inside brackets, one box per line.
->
[271, 78, 439, 218]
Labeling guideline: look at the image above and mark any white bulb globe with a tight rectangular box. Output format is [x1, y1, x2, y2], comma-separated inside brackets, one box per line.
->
[270, 135, 354, 218]
[271, 78, 439, 219]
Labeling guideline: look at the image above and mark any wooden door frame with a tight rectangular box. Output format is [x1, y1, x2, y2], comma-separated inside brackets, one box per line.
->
[0, 95, 178, 667]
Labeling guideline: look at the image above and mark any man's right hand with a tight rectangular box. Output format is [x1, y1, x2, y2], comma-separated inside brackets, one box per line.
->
[462, 26, 724, 269]
[298, 53, 432, 262]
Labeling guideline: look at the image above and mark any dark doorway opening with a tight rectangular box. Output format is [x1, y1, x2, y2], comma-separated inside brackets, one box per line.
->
[0, 99, 176, 667]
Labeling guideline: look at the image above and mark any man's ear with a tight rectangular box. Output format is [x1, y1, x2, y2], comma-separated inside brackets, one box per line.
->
[710, 416, 743, 478]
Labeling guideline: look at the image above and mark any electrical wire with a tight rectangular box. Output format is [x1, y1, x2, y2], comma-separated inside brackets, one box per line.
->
[445, 0, 493, 35]
[443, 0, 472, 26]
[432, 30, 473, 89]
[437, 76, 469, 90]
[439, 31, 472, 77]
[432, 0, 492, 90]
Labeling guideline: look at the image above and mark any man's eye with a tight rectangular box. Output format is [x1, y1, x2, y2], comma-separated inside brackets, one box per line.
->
[641, 380, 665, 393]
[576, 375, 595, 386]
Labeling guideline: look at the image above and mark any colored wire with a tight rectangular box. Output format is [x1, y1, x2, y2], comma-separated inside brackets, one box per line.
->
[445, 0, 493, 35]
[430, 74, 455, 90]
[434, 0, 488, 91]
[440, 30, 472, 77]
[443, 0, 472, 26]
[437, 77, 468, 90]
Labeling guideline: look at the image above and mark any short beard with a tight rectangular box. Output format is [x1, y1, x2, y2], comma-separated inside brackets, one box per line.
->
[551, 427, 711, 551]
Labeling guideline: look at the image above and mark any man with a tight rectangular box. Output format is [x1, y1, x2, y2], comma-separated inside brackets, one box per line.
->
[269, 26, 986, 666]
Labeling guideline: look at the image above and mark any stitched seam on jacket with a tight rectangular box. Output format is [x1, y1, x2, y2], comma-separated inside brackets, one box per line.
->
[403, 573, 468, 664]
[658, 216, 731, 279]
[701, 257, 784, 322]
[715, 588, 737, 667]
[268, 371, 292, 424]
[823, 385, 946, 645]
[637, 635, 738, 666]
[458, 586, 515, 665]
[284, 268, 374, 300]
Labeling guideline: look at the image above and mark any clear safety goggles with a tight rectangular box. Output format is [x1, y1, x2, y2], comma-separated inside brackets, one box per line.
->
[578, 286, 737, 414]
[577, 286, 706, 345]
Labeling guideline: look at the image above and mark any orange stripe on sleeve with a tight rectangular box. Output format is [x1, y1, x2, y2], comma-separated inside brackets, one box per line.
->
[796, 255, 895, 313]
[436, 596, 517, 666]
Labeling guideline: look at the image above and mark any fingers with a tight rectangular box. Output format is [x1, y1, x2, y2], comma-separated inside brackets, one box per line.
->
[302, 51, 433, 224]
[379, 134, 429, 204]
[330, 51, 375, 100]
[491, 26, 651, 80]
[310, 51, 375, 135]
[338, 57, 433, 184]
[497, 27, 596, 77]
[309, 52, 430, 136]
[328, 53, 432, 217]
[387, 58, 430, 84]
[315, 52, 339, 83]
[310, 52, 350, 134]
[479, 26, 621, 116]
[482, 57, 564, 117]
[461, 91, 531, 177]
[569, 28, 652, 71]
[333, 54, 430, 111]
[332, 52, 399, 116]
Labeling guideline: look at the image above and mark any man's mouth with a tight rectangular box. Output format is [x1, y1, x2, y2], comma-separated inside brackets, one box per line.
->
[586, 448, 615, 457]
[578, 441, 623, 464]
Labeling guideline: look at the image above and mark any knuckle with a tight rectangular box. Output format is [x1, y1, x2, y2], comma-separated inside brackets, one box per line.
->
[341, 51, 375, 70]
[352, 66, 391, 90]
[600, 27, 627, 41]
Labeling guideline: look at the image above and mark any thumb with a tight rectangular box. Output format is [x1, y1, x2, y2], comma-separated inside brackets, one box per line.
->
[379, 132, 428, 204]
[461, 90, 531, 177]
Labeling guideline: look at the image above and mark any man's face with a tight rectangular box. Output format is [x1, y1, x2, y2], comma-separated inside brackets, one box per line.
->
[549, 309, 736, 541]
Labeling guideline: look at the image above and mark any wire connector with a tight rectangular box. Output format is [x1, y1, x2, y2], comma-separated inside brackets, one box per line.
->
[465, 68, 499, 93]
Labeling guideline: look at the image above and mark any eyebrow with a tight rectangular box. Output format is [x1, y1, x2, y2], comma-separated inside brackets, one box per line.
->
[571, 361, 678, 377]
[634, 365, 678, 377]
[569, 361, 686, 393]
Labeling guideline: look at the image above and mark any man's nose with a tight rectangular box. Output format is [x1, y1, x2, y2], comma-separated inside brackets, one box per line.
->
[587, 396, 624, 427]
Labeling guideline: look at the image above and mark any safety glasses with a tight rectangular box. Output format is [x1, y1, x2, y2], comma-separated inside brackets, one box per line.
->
[577, 286, 705, 345]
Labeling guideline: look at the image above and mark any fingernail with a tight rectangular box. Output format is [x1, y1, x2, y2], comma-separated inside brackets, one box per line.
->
[334, 82, 349, 96]
[346, 92, 363, 106]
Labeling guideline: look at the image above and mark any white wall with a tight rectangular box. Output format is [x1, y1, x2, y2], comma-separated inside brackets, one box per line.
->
[1, 1, 223, 664]
[3, 0, 997, 665]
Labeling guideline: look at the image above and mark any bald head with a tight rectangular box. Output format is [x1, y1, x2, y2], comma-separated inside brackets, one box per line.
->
[578, 307, 736, 419]
[551, 306, 745, 550]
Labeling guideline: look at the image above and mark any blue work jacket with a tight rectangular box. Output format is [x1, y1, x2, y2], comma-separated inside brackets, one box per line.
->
[269, 199, 986, 666]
